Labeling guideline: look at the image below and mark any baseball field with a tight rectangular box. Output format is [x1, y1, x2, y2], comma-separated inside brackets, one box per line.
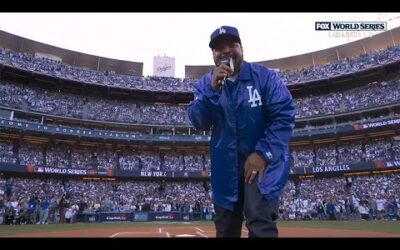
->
[0, 220, 399, 237]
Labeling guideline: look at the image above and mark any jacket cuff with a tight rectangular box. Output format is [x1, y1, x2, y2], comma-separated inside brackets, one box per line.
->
[255, 149, 273, 163]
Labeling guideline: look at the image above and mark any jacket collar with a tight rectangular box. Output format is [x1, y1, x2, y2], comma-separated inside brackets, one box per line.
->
[237, 60, 251, 81]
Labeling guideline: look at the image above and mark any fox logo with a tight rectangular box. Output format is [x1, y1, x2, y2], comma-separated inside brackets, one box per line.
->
[247, 86, 262, 107]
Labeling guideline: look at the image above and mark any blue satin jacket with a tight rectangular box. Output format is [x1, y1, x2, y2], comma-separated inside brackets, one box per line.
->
[188, 61, 295, 211]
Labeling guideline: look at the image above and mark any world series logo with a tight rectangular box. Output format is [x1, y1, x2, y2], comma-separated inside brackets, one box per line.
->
[315, 21, 387, 31]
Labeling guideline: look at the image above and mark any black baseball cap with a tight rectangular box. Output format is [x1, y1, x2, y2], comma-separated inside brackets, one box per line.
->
[209, 26, 241, 49]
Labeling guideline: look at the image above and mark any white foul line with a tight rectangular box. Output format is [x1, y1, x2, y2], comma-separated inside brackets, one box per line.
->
[196, 231, 209, 238]
[109, 232, 156, 238]
[194, 227, 205, 232]
[110, 232, 120, 238]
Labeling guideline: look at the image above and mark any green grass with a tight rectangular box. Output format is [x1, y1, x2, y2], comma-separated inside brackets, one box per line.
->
[278, 220, 400, 234]
[0, 220, 399, 236]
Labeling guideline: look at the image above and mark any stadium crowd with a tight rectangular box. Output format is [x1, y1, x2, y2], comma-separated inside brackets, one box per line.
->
[280, 174, 399, 221]
[279, 44, 400, 84]
[0, 141, 209, 172]
[2, 45, 400, 89]
[1, 139, 400, 172]
[0, 173, 398, 225]
[291, 138, 399, 168]
[0, 177, 212, 224]
[1, 79, 399, 125]
[1, 33, 400, 226]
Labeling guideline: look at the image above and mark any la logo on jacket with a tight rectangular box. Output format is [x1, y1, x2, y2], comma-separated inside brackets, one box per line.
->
[247, 86, 262, 107]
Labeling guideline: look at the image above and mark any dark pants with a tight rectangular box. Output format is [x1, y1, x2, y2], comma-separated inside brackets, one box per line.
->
[214, 204, 243, 238]
[244, 181, 278, 237]
[214, 181, 279, 238]
[59, 207, 66, 223]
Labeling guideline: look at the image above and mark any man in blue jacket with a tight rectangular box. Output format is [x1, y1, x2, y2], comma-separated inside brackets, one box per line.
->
[188, 26, 295, 237]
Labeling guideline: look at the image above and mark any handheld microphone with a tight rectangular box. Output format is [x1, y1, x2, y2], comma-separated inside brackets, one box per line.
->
[218, 58, 231, 86]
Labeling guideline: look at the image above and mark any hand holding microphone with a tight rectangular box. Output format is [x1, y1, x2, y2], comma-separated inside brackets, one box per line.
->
[211, 57, 234, 90]
[218, 58, 231, 86]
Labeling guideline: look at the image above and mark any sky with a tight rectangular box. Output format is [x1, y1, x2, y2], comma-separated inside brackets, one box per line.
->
[1, 13, 400, 78]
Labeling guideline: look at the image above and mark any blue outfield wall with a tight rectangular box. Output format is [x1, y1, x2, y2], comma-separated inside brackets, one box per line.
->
[76, 212, 203, 222]
[1, 160, 400, 178]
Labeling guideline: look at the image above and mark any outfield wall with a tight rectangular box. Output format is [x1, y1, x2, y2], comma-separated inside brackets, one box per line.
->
[76, 211, 205, 223]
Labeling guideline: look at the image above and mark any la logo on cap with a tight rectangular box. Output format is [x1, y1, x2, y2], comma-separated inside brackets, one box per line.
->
[219, 27, 226, 34]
